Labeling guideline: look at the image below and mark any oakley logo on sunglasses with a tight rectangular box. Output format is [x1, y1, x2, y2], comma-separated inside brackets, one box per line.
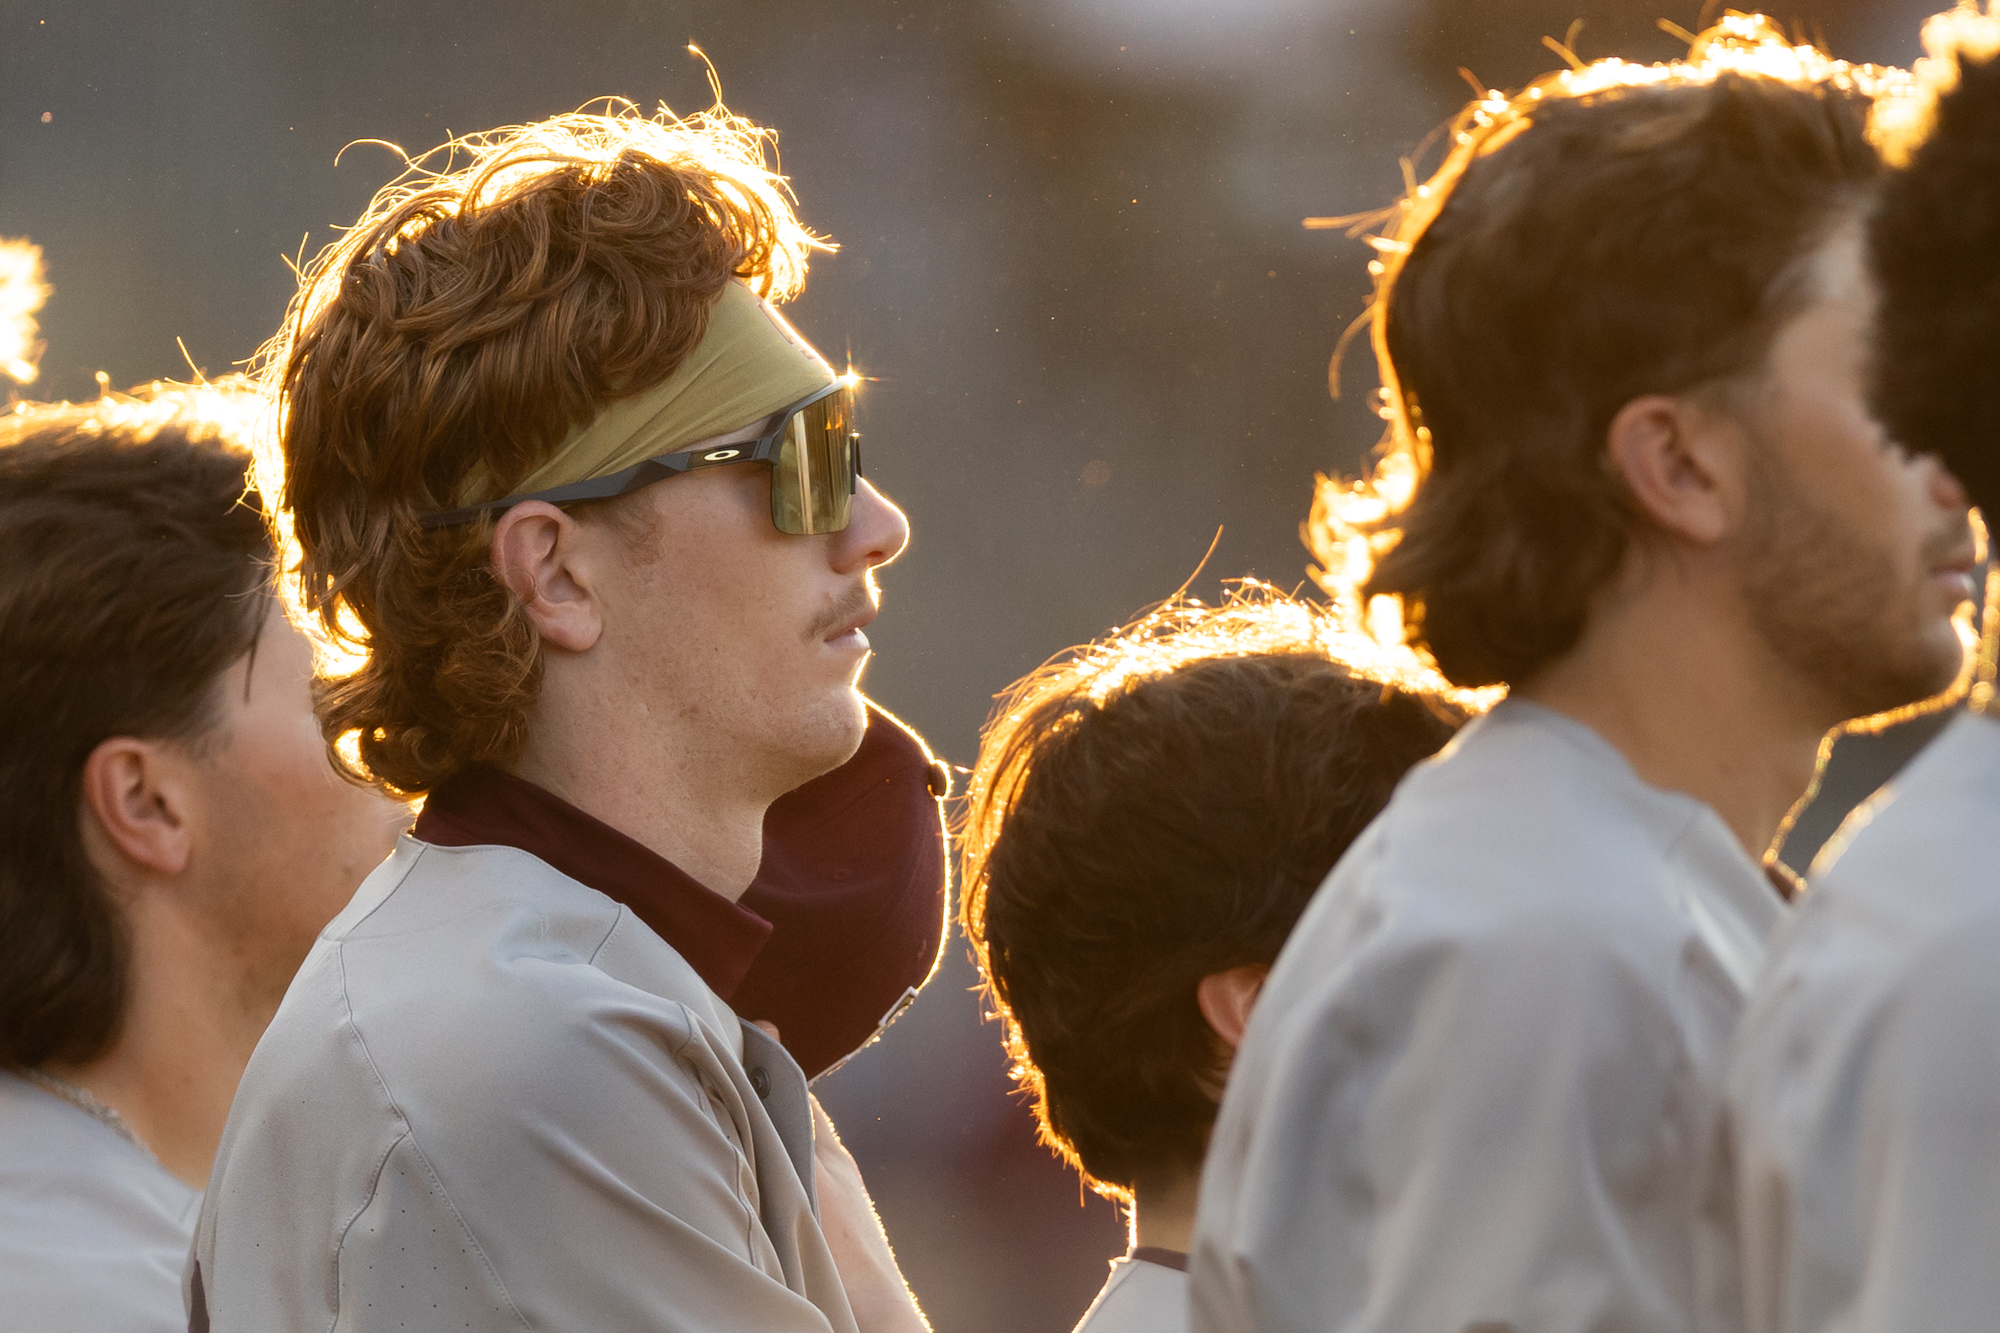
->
[701, 448, 743, 462]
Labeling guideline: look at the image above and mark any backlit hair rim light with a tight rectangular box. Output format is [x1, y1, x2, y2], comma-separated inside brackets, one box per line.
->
[245, 88, 833, 794]
[250, 94, 832, 680]
[1871, 2, 2000, 165]
[964, 580, 1501, 876]
[0, 238, 50, 387]
[1304, 14, 1914, 670]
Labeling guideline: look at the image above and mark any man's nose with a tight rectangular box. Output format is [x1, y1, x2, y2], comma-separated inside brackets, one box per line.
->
[1929, 455, 1971, 514]
[835, 478, 910, 572]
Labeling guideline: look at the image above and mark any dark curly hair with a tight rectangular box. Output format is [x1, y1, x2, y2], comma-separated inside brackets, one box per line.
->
[1872, 44, 2000, 518]
[961, 594, 1467, 1198]
[258, 103, 829, 796]
[0, 383, 271, 1069]
[1312, 20, 1891, 689]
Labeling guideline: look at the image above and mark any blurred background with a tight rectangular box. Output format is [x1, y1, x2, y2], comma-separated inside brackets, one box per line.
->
[0, 2, 1955, 1327]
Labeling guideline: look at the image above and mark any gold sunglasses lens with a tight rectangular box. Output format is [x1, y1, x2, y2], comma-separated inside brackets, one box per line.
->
[772, 387, 856, 535]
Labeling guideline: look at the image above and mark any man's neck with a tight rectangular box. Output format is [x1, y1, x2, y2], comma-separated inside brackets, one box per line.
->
[1519, 565, 1833, 862]
[46, 899, 274, 1190]
[1128, 1170, 1200, 1255]
[509, 701, 780, 903]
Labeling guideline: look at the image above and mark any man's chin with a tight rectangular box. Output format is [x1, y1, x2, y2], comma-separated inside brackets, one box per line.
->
[776, 687, 871, 791]
[1914, 611, 1974, 692]
[1833, 630, 1970, 725]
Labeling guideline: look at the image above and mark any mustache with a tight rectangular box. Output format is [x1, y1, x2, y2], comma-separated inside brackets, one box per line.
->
[806, 580, 877, 642]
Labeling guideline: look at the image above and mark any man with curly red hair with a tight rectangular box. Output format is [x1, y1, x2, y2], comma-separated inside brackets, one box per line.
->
[190, 105, 939, 1332]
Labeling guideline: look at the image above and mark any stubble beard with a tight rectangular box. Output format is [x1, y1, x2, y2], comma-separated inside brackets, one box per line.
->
[1738, 450, 1959, 725]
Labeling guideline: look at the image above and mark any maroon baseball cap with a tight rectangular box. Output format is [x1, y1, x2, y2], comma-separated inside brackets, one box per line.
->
[733, 700, 952, 1078]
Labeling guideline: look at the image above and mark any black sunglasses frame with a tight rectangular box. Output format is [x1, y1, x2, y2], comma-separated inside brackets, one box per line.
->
[419, 379, 861, 533]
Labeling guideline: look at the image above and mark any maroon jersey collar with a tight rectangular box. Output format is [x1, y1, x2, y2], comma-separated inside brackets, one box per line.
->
[414, 765, 774, 1000]
[409, 703, 951, 1079]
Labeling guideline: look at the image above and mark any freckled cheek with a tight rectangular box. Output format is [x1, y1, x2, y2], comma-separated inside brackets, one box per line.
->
[677, 582, 802, 686]
[684, 565, 784, 634]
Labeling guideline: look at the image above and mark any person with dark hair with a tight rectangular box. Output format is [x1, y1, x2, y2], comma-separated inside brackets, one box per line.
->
[190, 104, 941, 1332]
[0, 382, 406, 1332]
[1729, 8, 2000, 1330]
[962, 593, 1472, 1333]
[1190, 19, 1976, 1333]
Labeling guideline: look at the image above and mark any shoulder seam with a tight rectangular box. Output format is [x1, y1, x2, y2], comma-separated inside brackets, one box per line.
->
[586, 902, 627, 967]
[331, 945, 535, 1331]
[399, 1132, 537, 1330]
[333, 841, 428, 939]
[327, 943, 411, 1329]
[326, 1129, 413, 1333]
[666, 1003, 763, 1261]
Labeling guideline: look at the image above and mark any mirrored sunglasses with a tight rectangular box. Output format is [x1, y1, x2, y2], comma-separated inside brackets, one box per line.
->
[420, 378, 861, 537]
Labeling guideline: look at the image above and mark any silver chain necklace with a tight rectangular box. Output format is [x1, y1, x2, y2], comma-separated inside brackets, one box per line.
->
[22, 1069, 161, 1165]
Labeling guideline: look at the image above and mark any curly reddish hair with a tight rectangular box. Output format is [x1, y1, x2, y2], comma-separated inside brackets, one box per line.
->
[257, 102, 830, 795]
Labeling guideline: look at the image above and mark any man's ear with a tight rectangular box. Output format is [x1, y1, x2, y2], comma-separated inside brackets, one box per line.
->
[1196, 964, 1269, 1053]
[1605, 393, 1740, 546]
[489, 501, 604, 653]
[78, 737, 195, 883]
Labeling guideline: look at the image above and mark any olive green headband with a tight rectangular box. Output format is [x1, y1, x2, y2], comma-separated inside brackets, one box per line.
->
[456, 279, 834, 506]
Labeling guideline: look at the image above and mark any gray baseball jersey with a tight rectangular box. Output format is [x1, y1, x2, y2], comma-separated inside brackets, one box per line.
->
[0, 1071, 198, 1333]
[189, 836, 852, 1332]
[1731, 709, 2000, 1333]
[1074, 1252, 1188, 1333]
[1192, 700, 1784, 1333]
